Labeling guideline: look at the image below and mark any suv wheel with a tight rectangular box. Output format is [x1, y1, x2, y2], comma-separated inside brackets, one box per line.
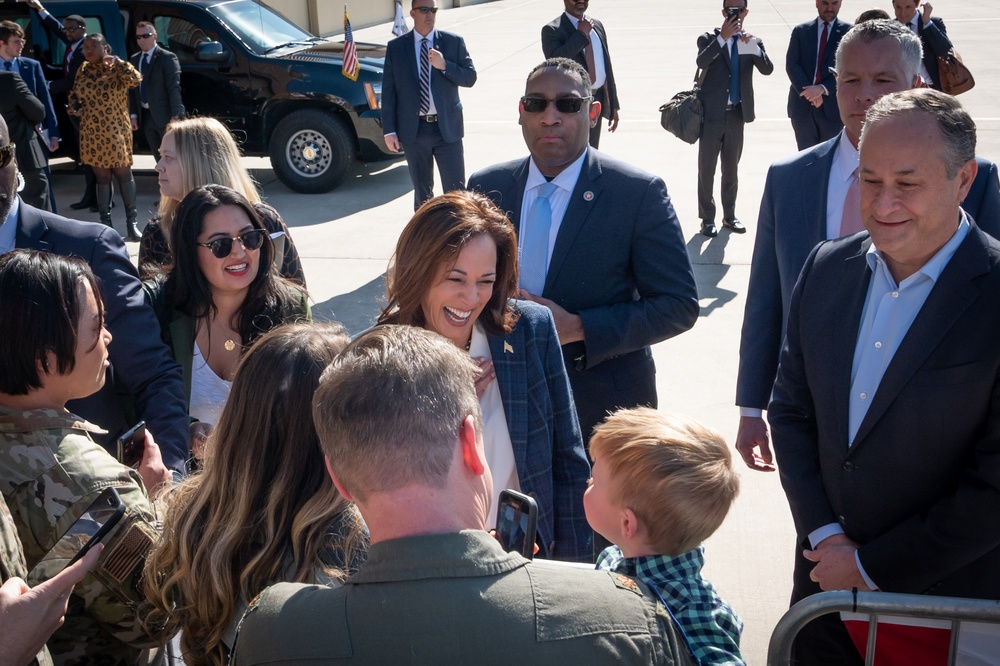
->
[269, 110, 354, 194]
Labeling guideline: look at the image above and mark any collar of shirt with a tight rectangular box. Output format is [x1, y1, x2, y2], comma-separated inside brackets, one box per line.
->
[564, 12, 582, 27]
[0, 196, 20, 254]
[142, 46, 156, 57]
[598, 544, 707, 585]
[0, 403, 107, 437]
[414, 29, 435, 47]
[521, 150, 587, 262]
[865, 213, 971, 288]
[833, 129, 859, 182]
[1, 58, 17, 72]
[823, 130, 860, 240]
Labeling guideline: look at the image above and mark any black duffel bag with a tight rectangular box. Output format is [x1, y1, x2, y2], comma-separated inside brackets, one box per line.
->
[659, 69, 706, 144]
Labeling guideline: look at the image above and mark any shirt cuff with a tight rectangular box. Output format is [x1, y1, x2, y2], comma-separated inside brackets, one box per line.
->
[821, 84, 829, 96]
[855, 552, 878, 590]
[808, 523, 844, 549]
[739, 407, 763, 418]
[717, 35, 727, 48]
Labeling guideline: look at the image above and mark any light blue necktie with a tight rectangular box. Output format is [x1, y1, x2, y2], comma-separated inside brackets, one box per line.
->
[519, 182, 558, 294]
[729, 39, 741, 106]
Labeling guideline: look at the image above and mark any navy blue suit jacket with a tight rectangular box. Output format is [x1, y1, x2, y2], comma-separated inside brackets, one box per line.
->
[736, 134, 1000, 410]
[10, 57, 60, 142]
[916, 16, 952, 90]
[39, 11, 84, 96]
[381, 30, 476, 145]
[696, 29, 773, 123]
[785, 18, 850, 124]
[14, 201, 190, 471]
[770, 227, 1000, 600]
[540, 14, 620, 119]
[488, 300, 591, 562]
[469, 149, 699, 436]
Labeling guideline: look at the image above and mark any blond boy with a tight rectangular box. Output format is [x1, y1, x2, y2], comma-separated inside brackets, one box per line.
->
[585, 408, 744, 666]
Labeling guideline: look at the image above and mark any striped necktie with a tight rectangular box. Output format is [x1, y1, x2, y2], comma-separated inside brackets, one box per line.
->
[419, 38, 431, 115]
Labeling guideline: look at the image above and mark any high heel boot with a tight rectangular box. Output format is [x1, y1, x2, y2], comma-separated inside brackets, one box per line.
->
[96, 184, 113, 228]
[122, 180, 140, 241]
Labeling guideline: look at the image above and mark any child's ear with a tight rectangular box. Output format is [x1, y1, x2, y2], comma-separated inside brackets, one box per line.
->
[620, 507, 642, 541]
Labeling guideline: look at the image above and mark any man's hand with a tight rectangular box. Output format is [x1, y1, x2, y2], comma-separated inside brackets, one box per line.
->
[608, 110, 620, 133]
[48, 137, 59, 152]
[25, 0, 44, 11]
[137, 430, 172, 501]
[800, 84, 825, 107]
[428, 48, 446, 71]
[0, 545, 101, 666]
[921, 1, 933, 24]
[519, 290, 585, 344]
[383, 133, 400, 153]
[721, 15, 740, 41]
[130, 116, 139, 132]
[472, 357, 495, 398]
[804, 534, 868, 591]
[577, 17, 593, 36]
[735, 415, 776, 471]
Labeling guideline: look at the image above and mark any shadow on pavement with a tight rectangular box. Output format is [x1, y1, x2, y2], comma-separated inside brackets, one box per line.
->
[687, 231, 737, 317]
[312, 273, 387, 335]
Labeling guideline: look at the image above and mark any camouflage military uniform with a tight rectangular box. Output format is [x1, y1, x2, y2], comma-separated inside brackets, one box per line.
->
[0, 406, 160, 665]
[1, 492, 55, 666]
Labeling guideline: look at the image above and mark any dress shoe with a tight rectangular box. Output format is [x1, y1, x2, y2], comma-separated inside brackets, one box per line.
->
[723, 218, 747, 234]
[69, 196, 95, 211]
[700, 220, 718, 237]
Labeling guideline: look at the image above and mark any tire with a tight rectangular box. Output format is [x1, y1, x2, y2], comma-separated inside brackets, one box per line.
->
[269, 109, 354, 194]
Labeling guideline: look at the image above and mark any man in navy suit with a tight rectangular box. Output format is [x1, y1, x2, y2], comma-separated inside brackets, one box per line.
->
[541, 0, 620, 149]
[893, 0, 951, 90]
[0, 21, 59, 211]
[0, 114, 190, 476]
[771, 87, 1000, 663]
[785, 0, 850, 150]
[469, 57, 698, 449]
[734, 20, 1000, 473]
[382, 0, 477, 211]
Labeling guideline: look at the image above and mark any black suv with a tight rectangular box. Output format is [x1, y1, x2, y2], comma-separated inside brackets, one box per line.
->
[2, 0, 392, 193]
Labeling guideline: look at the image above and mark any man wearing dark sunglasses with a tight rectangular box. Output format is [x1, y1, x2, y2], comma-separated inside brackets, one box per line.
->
[128, 23, 185, 163]
[382, 0, 477, 210]
[0, 113, 191, 480]
[469, 58, 698, 508]
[542, 0, 620, 149]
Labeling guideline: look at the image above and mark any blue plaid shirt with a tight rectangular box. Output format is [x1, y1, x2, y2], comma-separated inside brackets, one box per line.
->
[597, 545, 744, 666]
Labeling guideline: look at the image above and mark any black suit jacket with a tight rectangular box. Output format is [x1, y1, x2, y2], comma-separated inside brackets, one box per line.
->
[14, 201, 190, 472]
[469, 149, 698, 432]
[0, 72, 46, 171]
[541, 14, 620, 119]
[129, 45, 185, 130]
[40, 12, 85, 96]
[381, 30, 476, 145]
[770, 226, 1000, 600]
[785, 18, 850, 124]
[916, 16, 952, 89]
[696, 29, 773, 123]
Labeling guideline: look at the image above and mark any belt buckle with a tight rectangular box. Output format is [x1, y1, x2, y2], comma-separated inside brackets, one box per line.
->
[422, 114, 438, 122]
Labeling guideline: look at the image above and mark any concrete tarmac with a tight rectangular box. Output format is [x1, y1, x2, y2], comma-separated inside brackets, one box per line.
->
[48, 0, 1000, 661]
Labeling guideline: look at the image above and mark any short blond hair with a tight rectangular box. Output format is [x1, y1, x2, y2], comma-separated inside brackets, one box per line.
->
[589, 408, 739, 556]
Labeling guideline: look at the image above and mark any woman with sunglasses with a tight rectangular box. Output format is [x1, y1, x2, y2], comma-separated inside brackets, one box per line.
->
[139, 117, 305, 286]
[67, 33, 142, 239]
[142, 185, 309, 455]
[377, 190, 592, 561]
[142, 323, 367, 666]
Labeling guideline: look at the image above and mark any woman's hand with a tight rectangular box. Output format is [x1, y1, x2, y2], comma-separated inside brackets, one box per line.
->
[136, 430, 173, 501]
[472, 357, 495, 398]
[190, 421, 212, 461]
[101, 54, 117, 68]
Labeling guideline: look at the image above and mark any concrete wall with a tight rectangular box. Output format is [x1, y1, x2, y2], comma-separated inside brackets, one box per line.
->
[264, 0, 494, 37]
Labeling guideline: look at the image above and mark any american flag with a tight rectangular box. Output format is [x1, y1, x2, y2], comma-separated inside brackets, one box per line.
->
[342, 5, 359, 82]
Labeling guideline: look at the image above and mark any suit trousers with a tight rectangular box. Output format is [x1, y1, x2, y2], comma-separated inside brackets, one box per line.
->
[401, 118, 466, 211]
[21, 165, 51, 211]
[697, 105, 745, 222]
[140, 107, 166, 161]
[790, 103, 842, 151]
[589, 85, 607, 149]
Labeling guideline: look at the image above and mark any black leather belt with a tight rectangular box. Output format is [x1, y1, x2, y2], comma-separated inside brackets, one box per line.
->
[420, 114, 438, 122]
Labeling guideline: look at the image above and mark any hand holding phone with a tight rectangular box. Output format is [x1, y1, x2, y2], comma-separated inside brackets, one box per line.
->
[117, 421, 145, 468]
[494, 489, 538, 559]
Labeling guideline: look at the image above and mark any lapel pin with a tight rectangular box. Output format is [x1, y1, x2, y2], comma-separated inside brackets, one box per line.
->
[583, 191, 594, 201]
[504, 341, 514, 354]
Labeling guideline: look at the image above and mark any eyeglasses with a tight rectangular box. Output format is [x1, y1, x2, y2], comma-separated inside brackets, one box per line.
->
[520, 96, 593, 114]
[64, 24, 85, 32]
[136, 33, 154, 39]
[413, 7, 438, 14]
[196, 229, 266, 258]
[0, 143, 16, 169]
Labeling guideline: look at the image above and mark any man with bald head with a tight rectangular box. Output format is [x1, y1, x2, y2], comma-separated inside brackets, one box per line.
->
[734, 19, 1000, 473]
[771, 87, 1000, 662]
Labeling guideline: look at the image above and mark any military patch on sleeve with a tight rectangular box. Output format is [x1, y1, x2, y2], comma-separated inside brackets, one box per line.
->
[102, 521, 155, 583]
[609, 572, 643, 596]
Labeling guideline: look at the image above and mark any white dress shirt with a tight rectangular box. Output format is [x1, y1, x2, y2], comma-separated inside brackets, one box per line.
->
[0, 197, 20, 255]
[564, 13, 606, 89]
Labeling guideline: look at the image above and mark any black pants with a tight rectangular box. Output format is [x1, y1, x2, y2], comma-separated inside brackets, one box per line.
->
[401, 119, 465, 211]
[140, 107, 167, 161]
[697, 105, 744, 222]
[589, 84, 608, 149]
[790, 103, 842, 151]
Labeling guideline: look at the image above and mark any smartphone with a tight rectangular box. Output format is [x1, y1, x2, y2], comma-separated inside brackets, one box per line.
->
[28, 487, 125, 576]
[495, 489, 538, 560]
[116, 420, 145, 468]
[726, 7, 743, 21]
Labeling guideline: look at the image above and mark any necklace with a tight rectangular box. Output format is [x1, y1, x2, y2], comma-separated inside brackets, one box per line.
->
[224, 339, 236, 351]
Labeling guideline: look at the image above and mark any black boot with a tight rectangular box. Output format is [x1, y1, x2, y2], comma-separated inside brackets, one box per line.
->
[70, 165, 97, 210]
[96, 184, 113, 228]
[122, 180, 141, 241]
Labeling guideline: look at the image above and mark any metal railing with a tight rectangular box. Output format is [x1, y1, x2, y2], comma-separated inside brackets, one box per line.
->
[768, 590, 1000, 665]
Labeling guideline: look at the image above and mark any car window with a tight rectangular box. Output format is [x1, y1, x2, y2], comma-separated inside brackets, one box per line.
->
[152, 15, 217, 65]
[206, 0, 314, 55]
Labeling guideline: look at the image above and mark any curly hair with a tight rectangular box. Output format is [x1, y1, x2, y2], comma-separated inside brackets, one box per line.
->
[142, 323, 368, 666]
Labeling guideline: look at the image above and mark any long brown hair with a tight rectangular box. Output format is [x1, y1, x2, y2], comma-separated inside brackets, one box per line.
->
[142, 323, 367, 666]
[378, 190, 519, 336]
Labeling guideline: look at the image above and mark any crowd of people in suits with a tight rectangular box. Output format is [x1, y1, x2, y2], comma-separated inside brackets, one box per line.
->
[1, 0, 999, 664]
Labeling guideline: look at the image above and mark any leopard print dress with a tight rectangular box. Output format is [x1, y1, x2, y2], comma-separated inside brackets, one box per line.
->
[69, 58, 141, 169]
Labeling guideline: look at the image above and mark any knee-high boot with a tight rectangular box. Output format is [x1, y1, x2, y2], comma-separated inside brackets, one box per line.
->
[96, 183, 113, 228]
[121, 179, 140, 241]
